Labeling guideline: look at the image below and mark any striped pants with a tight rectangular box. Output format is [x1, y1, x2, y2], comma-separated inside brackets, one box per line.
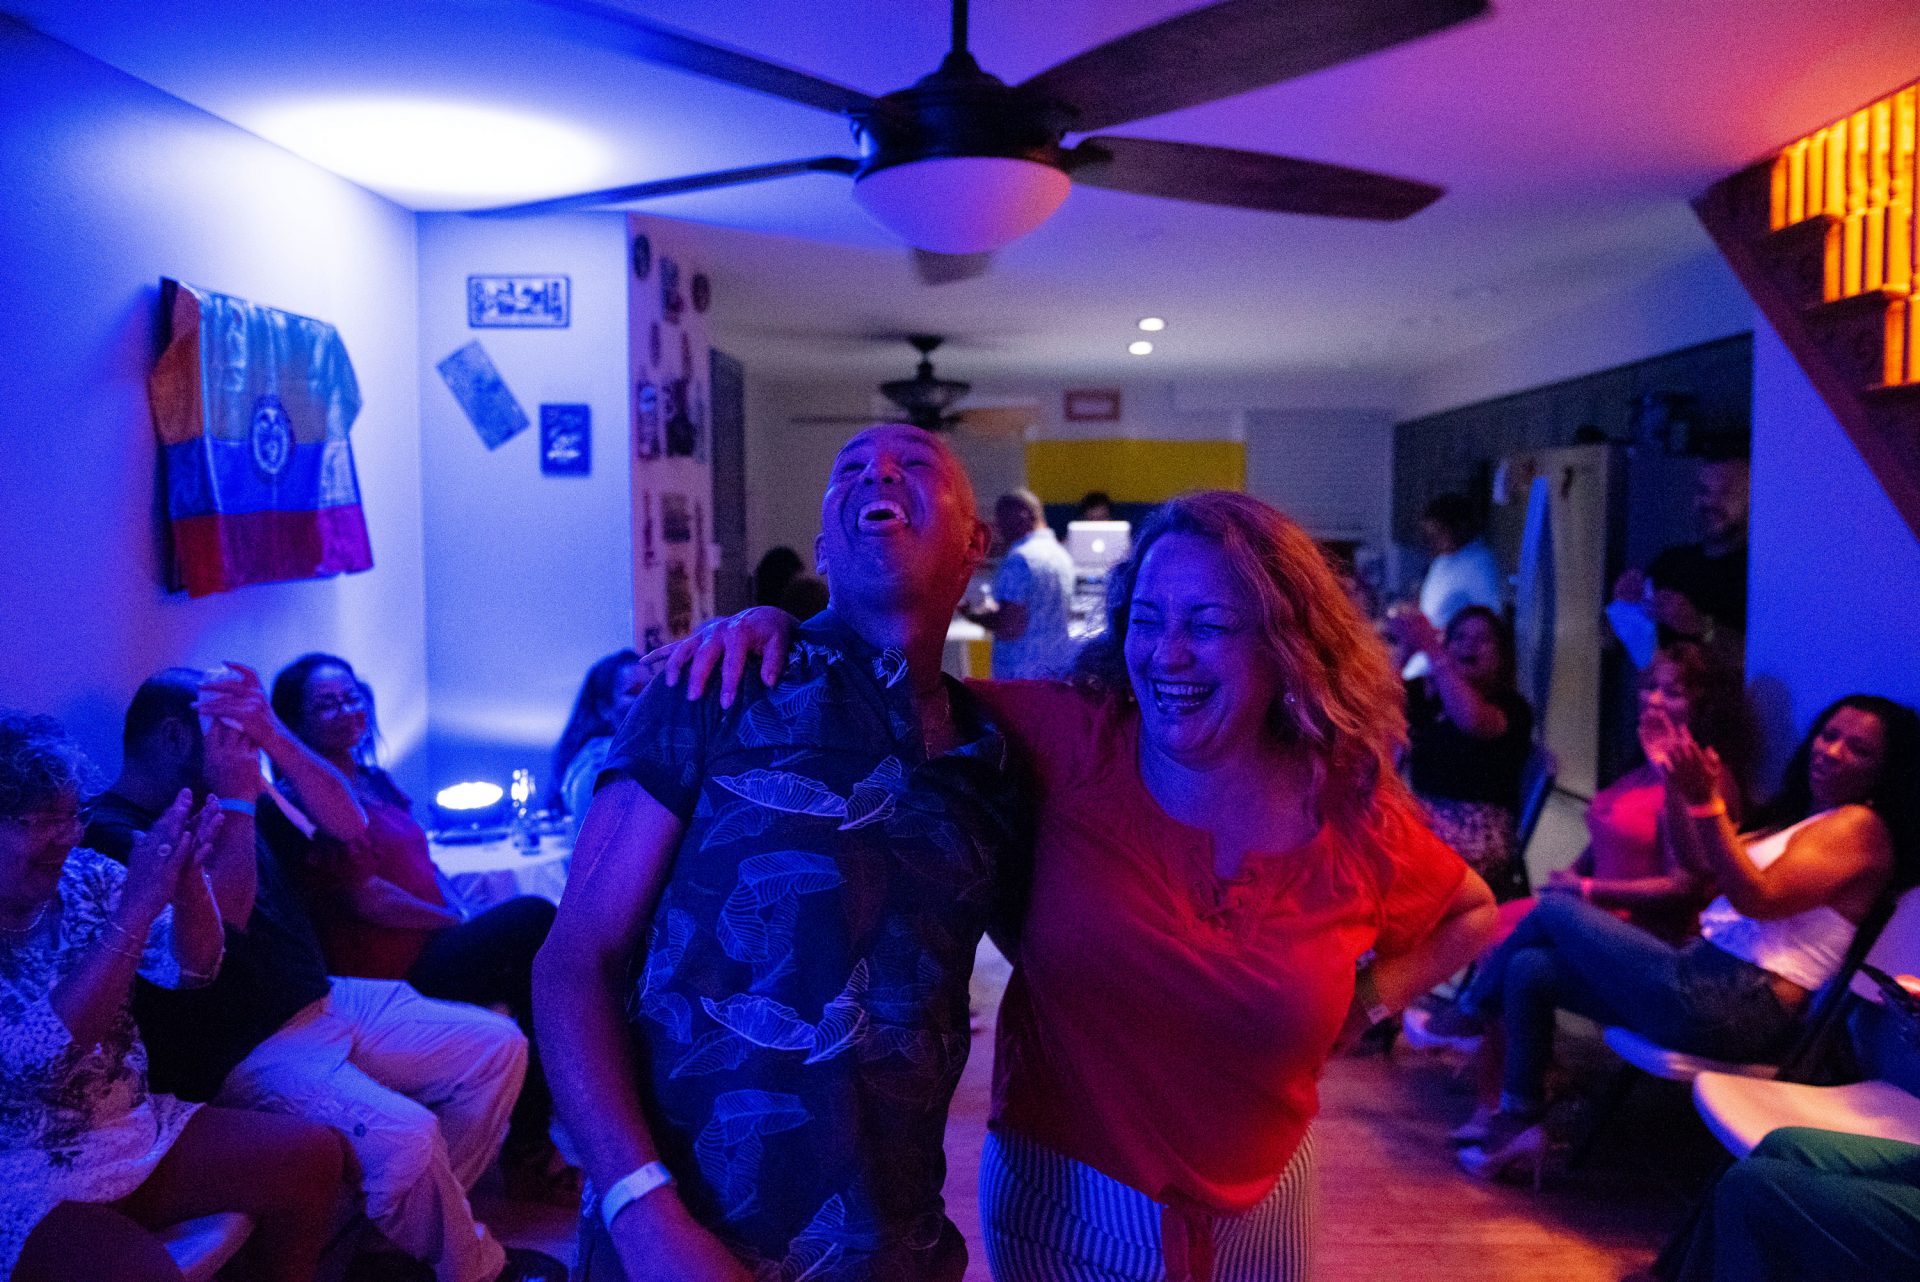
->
[980, 1128, 1318, 1282]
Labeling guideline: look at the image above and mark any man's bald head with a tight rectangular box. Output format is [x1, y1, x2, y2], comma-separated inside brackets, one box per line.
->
[815, 422, 989, 617]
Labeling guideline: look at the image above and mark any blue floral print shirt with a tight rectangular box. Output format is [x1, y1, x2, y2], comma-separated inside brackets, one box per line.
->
[600, 608, 1026, 1282]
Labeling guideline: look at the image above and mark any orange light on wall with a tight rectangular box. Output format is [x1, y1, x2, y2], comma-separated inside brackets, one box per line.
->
[1755, 79, 1920, 386]
[1698, 74, 1920, 543]
[1889, 90, 1916, 292]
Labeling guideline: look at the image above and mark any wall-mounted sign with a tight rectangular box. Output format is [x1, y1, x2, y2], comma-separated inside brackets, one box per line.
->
[467, 275, 570, 328]
[539, 404, 591, 475]
[661, 493, 693, 543]
[635, 381, 663, 459]
[660, 257, 685, 325]
[1063, 388, 1122, 422]
[437, 341, 529, 448]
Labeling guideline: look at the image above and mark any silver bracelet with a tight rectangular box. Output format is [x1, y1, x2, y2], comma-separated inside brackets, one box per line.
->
[103, 917, 148, 951]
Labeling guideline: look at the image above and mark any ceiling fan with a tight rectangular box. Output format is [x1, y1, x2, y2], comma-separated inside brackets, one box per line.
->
[790, 335, 1040, 435]
[481, 0, 1487, 283]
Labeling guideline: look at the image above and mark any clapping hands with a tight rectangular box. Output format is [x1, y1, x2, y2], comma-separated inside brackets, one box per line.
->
[195, 663, 275, 801]
[1643, 704, 1724, 807]
[1383, 604, 1442, 658]
[1664, 733, 1725, 808]
[122, 790, 222, 923]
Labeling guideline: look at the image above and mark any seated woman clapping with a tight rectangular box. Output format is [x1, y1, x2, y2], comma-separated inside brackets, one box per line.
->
[1535, 641, 1748, 941]
[1434, 694, 1920, 1184]
[1390, 605, 1535, 900]
[0, 711, 342, 1282]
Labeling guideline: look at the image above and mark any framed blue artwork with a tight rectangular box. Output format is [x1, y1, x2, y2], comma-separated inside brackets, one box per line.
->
[468, 275, 570, 328]
[540, 404, 591, 475]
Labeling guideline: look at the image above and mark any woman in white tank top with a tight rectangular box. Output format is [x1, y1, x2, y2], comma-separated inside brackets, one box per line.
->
[1441, 694, 1920, 1185]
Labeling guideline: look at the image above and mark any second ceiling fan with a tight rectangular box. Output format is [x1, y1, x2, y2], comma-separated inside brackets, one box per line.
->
[483, 0, 1488, 283]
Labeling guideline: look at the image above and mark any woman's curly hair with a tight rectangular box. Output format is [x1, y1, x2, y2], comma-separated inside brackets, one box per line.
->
[1072, 491, 1411, 823]
[0, 709, 95, 821]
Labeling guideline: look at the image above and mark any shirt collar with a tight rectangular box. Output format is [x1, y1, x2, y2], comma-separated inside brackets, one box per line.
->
[800, 607, 1006, 766]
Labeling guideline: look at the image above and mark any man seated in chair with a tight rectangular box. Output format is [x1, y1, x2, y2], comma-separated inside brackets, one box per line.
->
[85, 668, 561, 1282]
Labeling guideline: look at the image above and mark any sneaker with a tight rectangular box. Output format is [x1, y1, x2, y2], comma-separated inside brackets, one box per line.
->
[495, 1248, 567, 1282]
[1401, 1004, 1484, 1053]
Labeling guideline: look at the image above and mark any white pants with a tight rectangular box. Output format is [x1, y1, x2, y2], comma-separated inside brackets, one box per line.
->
[215, 977, 527, 1282]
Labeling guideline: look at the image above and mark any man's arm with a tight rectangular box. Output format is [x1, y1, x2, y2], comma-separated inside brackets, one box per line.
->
[963, 598, 1029, 639]
[962, 557, 1033, 640]
[200, 720, 264, 925]
[533, 779, 750, 1282]
[197, 662, 367, 841]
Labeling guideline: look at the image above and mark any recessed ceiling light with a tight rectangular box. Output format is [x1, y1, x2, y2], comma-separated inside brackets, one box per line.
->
[1137, 317, 1166, 332]
[1128, 340, 1154, 356]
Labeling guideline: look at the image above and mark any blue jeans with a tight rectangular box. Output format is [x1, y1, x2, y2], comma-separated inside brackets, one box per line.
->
[1460, 896, 1799, 1106]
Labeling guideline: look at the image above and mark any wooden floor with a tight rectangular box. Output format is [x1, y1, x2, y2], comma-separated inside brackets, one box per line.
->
[483, 938, 1711, 1280]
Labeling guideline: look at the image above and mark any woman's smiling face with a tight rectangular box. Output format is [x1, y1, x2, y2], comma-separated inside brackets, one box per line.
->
[1123, 532, 1282, 767]
[0, 789, 81, 914]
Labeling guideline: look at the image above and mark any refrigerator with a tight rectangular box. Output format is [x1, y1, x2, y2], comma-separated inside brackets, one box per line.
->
[1486, 443, 1631, 801]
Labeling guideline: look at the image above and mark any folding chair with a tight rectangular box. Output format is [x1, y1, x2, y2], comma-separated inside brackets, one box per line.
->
[1692, 886, 1920, 1157]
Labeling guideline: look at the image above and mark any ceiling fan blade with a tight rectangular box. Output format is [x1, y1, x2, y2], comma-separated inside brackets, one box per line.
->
[472, 156, 858, 216]
[911, 249, 995, 286]
[790, 414, 883, 425]
[1020, 0, 1487, 133]
[1068, 137, 1441, 220]
[530, 0, 874, 115]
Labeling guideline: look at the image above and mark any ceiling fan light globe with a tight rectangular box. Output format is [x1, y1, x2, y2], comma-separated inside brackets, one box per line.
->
[853, 156, 1070, 255]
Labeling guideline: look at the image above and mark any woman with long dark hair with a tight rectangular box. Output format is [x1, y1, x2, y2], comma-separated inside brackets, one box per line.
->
[270, 653, 573, 1202]
[1438, 693, 1920, 1184]
[549, 651, 643, 818]
[1392, 603, 1535, 900]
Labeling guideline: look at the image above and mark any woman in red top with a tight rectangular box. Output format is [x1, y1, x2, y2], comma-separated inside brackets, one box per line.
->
[270, 653, 569, 1199]
[663, 492, 1498, 1281]
[1537, 642, 1749, 934]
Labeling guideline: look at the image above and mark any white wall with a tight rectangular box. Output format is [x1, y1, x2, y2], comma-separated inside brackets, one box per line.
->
[415, 212, 632, 793]
[1244, 409, 1396, 548]
[743, 375, 1404, 567]
[1745, 318, 1920, 783]
[0, 20, 430, 789]
[1401, 249, 1754, 420]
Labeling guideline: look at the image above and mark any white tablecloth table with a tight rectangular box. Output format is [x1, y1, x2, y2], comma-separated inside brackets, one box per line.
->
[429, 832, 571, 916]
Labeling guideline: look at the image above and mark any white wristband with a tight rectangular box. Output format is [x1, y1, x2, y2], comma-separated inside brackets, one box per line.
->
[600, 1161, 674, 1229]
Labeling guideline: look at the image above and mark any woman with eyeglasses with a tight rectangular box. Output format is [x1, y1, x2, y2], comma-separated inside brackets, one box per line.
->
[270, 654, 572, 1203]
[0, 710, 344, 1282]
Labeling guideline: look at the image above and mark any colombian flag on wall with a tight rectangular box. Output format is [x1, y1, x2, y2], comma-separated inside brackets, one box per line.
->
[148, 280, 373, 598]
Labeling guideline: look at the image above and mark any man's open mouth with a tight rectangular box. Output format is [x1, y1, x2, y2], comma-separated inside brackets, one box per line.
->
[858, 498, 909, 531]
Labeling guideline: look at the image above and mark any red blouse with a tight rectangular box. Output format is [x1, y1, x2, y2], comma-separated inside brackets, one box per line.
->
[305, 787, 447, 981]
[972, 680, 1466, 1216]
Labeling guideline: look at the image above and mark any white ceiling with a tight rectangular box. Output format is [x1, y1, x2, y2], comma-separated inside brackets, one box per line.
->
[13, 0, 1920, 382]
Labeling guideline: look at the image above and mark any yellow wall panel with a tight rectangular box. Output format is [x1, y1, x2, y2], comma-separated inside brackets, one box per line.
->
[1023, 439, 1246, 505]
